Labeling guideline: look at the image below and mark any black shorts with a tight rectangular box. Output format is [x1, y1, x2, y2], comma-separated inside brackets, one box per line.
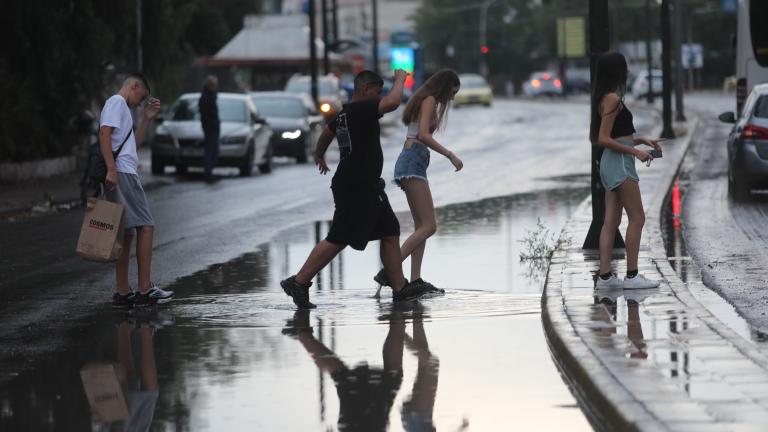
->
[326, 179, 400, 251]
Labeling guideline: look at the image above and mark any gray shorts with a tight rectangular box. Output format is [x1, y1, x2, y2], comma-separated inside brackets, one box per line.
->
[105, 172, 154, 236]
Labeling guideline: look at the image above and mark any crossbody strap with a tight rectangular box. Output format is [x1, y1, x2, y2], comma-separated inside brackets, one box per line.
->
[113, 128, 133, 158]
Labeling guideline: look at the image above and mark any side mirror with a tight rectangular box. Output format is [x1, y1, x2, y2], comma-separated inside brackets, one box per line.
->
[718, 111, 736, 124]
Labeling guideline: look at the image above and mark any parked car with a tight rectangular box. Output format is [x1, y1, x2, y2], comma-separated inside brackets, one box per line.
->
[151, 93, 273, 176]
[284, 74, 347, 120]
[719, 83, 768, 201]
[454, 73, 493, 107]
[522, 71, 563, 97]
[251, 91, 324, 164]
[631, 69, 663, 99]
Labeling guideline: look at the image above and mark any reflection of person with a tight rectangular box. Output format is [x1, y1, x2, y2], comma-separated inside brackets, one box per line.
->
[99, 74, 174, 308]
[283, 305, 439, 431]
[280, 70, 431, 308]
[115, 317, 160, 431]
[591, 52, 662, 290]
[374, 70, 463, 295]
[594, 289, 649, 359]
[198, 75, 220, 183]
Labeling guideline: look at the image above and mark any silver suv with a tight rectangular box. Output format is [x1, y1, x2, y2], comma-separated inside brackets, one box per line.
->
[151, 93, 273, 176]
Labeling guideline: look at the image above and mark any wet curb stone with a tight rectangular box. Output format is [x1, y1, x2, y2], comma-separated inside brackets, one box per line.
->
[543, 114, 768, 431]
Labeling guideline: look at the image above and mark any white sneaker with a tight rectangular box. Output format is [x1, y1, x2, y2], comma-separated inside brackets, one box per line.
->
[595, 273, 623, 289]
[622, 274, 660, 289]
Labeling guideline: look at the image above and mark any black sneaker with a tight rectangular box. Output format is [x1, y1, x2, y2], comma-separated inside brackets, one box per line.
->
[392, 280, 432, 303]
[112, 291, 136, 309]
[412, 278, 445, 296]
[133, 284, 175, 308]
[373, 269, 391, 287]
[281, 276, 317, 309]
[282, 309, 313, 337]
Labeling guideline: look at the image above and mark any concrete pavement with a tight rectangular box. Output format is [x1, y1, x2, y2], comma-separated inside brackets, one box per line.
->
[544, 105, 768, 430]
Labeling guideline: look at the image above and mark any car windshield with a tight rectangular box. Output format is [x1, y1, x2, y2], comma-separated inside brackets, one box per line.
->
[253, 97, 305, 118]
[170, 98, 247, 123]
[754, 95, 768, 119]
[286, 79, 334, 96]
[461, 77, 487, 89]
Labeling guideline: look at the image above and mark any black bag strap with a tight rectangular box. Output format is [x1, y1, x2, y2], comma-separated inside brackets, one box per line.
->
[112, 128, 133, 158]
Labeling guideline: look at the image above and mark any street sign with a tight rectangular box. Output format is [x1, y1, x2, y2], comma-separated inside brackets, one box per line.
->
[681, 43, 704, 69]
[557, 17, 586, 58]
[721, 0, 737, 13]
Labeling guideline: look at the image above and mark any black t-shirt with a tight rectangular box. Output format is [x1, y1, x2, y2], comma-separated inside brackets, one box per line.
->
[328, 99, 383, 187]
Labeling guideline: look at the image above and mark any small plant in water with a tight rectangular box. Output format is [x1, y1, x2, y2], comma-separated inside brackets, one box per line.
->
[519, 218, 558, 261]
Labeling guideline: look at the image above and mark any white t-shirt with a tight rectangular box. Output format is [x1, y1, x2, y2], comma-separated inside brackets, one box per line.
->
[100, 95, 138, 175]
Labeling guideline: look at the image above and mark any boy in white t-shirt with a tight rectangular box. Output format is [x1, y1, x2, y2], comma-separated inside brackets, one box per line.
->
[98, 73, 174, 308]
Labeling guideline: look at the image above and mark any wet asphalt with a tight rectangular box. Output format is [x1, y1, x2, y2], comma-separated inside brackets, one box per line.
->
[0, 97, 658, 430]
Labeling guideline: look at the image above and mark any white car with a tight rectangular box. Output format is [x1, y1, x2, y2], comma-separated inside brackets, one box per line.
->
[631, 69, 663, 99]
[151, 93, 273, 176]
[522, 71, 563, 97]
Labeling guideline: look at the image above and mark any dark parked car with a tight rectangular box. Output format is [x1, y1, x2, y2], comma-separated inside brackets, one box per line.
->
[151, 93, 273, 176]
[719, 83, 768, 201]
[251, 92, 324, 163]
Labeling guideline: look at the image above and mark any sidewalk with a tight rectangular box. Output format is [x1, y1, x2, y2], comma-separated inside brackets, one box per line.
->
[0, 148, 170, 219]
[544, 115, 768, 431]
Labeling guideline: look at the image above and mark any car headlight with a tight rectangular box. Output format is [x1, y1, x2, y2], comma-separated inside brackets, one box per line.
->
[221, 135, 247, 145]
[281, 129, 302, 140]
[320, 103, 332, 113]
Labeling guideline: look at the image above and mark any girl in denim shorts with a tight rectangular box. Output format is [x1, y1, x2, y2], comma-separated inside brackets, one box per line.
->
[591, 52, 663, 290]
[373, 69, 464, 294]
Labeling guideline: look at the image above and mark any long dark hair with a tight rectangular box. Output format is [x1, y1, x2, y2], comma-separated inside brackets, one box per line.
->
[589, 52, 628, 143]
[402, 69, 460, 130]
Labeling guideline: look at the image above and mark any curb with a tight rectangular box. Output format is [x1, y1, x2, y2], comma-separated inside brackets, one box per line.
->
[541, 114, 699, 431]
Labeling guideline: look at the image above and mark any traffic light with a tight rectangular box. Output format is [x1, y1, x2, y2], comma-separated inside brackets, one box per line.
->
[480, 45, 490, 54]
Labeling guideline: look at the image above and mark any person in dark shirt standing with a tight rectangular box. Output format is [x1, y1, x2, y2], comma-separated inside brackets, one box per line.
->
[280, 69, 432, 308]
[198, 76, 220, 183]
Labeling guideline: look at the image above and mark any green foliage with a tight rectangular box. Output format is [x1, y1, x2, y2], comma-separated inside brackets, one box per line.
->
[0, 0, 261, 162]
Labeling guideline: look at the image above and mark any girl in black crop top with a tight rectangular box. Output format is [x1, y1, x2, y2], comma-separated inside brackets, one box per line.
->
[590, 52, 664, 290]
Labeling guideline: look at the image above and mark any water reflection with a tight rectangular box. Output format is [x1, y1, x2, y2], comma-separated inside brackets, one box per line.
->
[284, 303, 440, 432]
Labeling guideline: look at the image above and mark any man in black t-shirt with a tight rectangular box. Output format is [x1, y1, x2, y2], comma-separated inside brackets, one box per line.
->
[280, 70, 432, 308]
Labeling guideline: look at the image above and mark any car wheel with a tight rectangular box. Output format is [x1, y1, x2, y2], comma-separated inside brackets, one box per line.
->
[730, 173, 751, 202]
[175, 164, 188, 175]
[151, 156, 164, 175]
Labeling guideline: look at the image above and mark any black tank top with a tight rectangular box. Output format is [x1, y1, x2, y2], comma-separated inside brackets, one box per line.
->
[610, 104, 636, 138]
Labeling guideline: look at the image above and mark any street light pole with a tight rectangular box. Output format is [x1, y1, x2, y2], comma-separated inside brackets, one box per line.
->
[136, 0, 143, 72]
[660, 0, 676, 138]
[584, 0, 624, 250]
[321, 0, 330, 74]
[479, 0, 491, 77]
[372, 0, 379, 74]
[645, 0, 654, 104]
[331, 0, 339, 46]
[672, 0, 686, 121]
[308, 0, 319, 105]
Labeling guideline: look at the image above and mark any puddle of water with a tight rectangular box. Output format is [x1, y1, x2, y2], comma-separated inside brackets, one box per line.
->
[0, 188, 595, 431]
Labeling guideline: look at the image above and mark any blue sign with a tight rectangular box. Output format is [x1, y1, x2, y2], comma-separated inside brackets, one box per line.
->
[721, 0, 737, 13]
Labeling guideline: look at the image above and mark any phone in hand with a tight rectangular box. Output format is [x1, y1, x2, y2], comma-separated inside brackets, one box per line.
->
[649, 149, 663, 158]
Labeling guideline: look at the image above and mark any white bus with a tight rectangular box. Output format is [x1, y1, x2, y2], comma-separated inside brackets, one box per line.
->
[736, 0, 768, 114]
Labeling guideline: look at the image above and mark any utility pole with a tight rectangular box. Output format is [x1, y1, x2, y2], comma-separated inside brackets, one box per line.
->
[672, 0, 686, 121]
[584, 0, 624, 249]
[479, 0, 492, 77]
[321, 0, 330, 74]
[645, 0, 654, 104]
[308, 0, 319, 105]
[371, 0, 379, 74]
[331, 0, 339, 47]
[136, 0, 143, 72]
[660, 0, 676, 138]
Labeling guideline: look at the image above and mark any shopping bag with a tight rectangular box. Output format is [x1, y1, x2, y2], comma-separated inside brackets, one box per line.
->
[76, 198, 125, 262]
[80, 363, 130, 422]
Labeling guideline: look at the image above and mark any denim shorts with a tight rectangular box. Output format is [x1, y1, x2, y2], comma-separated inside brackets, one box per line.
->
[599, 138, 639, 191]
[393, 142, 430, 189]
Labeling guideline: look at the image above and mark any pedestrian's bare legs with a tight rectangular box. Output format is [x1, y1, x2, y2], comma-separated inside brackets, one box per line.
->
[404, 317, 439, 415]
[138, 325, 159, 390]
[399, 179, 437, 281]
[599, 189, 623, 274]
[295, 240, 345, 285]
[381, 236, 407, 292]
[136, 226, 154, 293]
[116, 233, 133, 295]
[617, 180, 645, 272]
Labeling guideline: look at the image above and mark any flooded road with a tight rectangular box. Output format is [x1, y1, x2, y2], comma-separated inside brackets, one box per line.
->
[1, 187, 594, 431]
